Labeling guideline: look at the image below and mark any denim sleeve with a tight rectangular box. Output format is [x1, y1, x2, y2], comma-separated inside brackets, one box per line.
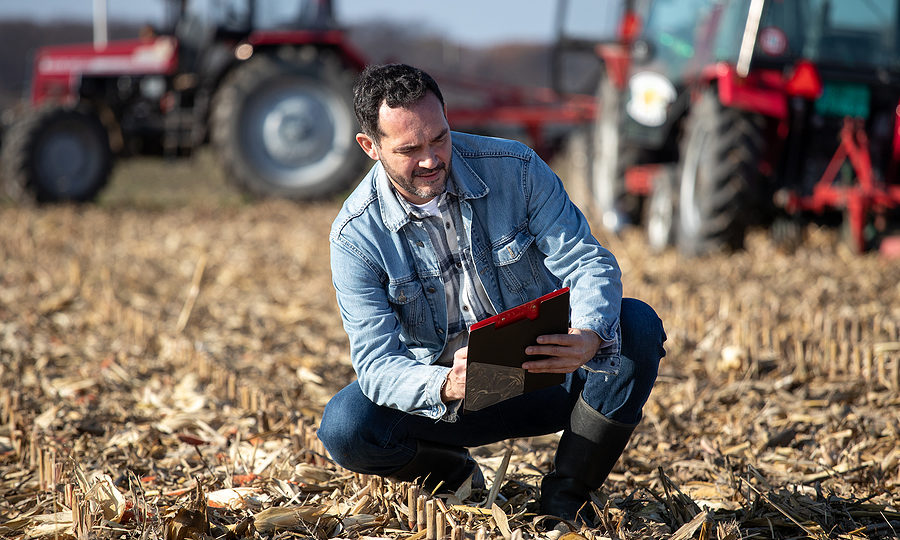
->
[523, 150, 623, 347]
[330, 238, 453, 420]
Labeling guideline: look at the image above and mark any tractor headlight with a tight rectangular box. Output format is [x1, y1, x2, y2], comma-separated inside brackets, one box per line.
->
[140, 76, 166, 100]
[625, 71, 676, 127]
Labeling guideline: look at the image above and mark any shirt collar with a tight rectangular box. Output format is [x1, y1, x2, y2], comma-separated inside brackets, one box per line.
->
[393, 174, 458, 220]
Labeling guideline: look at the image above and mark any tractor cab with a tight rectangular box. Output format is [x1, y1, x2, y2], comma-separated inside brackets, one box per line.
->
[712, 0, 900, 75]
[160, 0, 336, 36]
[157, 0, 337, 76]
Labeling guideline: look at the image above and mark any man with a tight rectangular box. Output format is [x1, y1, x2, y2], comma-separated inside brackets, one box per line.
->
[318, 63, 666, 524]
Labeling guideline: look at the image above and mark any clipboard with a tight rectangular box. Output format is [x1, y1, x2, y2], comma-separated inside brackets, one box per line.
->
[463, 287, 569, 411]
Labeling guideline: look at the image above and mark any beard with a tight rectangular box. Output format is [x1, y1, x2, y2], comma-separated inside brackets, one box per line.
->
[383, 160, 450, 202]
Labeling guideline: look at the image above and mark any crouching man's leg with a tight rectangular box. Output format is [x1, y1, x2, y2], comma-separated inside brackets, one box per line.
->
[541, 298, 666, 523]
[317, 381, 481, 493]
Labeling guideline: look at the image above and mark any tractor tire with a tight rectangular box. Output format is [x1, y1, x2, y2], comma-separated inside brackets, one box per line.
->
[591, 71, 643, 233]
[645, 165, 677, 253]
[211, 49, 365, 200]
[0, 106, 112, 203]
[676, 89, 764, 256]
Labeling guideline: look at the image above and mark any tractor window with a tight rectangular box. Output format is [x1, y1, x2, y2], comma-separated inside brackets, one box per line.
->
[176, 0, 327, 33]
[711, 0, 752, 64]
[214, 0, 252, 31]
[254, 0, 328, 30]
[712, 0, 900, 71]
[639, 0, 717, 80]
[746, 0, 900, 70]
[803, 0, 900, 69]
[642, 0, 716, 55]
[177, 0, 250, 34]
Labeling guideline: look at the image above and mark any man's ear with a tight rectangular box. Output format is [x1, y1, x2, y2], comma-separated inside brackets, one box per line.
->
[356, 133, 380, 161]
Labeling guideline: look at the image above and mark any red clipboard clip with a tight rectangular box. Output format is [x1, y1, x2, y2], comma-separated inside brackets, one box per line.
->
[470, 287, 570, 331]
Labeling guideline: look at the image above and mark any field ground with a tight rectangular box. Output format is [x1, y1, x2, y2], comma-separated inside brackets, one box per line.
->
[1, 149, 899, 539]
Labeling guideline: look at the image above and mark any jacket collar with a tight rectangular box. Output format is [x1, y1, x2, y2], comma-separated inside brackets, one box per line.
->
[376, 141, 490, 232]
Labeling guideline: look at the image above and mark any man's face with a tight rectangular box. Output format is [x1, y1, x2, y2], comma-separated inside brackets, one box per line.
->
[356, 92, 452, 204]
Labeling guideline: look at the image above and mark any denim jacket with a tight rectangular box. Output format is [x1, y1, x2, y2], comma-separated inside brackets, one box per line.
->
[330, 132, 623, 420]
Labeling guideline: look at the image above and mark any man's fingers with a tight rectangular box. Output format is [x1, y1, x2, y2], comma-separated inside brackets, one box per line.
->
[526, 344, 589, 358]
[535, 333, 578, 345]
[523, 329, 600, 372]
[525, 344, 560, 356]
[521, 358, 583, 373]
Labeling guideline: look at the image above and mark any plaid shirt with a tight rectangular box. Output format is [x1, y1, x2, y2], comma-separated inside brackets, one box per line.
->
[395, 181, 496, 364]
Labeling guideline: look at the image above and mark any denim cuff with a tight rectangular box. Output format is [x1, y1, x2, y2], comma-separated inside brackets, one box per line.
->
[425, 366, 452, 420]
[572, 317, 616, 344]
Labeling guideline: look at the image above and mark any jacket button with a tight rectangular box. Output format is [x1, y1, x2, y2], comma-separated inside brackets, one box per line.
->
[427, 287, 436, 294]
[416, 241, 424, 247]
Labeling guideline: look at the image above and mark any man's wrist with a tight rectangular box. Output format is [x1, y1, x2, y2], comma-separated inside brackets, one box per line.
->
[440, 372, 450, 402]
[574, 327, 603, 357]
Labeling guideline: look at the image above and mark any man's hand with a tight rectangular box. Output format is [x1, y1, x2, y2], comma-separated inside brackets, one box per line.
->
[521, 328, 601, 374]
[441, 347, 468, 402]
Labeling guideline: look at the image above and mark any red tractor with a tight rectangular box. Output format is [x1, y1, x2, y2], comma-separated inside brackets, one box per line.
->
[558, 0, 900, 255]
[0, 0, 367, 203]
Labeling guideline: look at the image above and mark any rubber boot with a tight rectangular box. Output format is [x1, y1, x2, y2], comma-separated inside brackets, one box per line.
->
[389, 440, 485, 493]
[540, 395, 637, 524]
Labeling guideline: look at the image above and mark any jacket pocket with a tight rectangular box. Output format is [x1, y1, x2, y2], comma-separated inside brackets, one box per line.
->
[491, 229, 541, 296]
[387, 279, 427, 341]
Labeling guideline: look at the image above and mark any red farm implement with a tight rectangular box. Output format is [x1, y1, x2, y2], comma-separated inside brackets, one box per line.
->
[785, 117, 900, 253]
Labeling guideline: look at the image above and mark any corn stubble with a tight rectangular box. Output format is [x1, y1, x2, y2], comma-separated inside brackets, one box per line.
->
[0, 167, 898, 539]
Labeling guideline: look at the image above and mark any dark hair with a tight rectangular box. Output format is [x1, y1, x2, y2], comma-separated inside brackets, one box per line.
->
[353, 63, 445, 141]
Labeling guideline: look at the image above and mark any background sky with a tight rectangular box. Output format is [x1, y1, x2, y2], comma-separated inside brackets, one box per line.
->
[0, 0, 590, 47]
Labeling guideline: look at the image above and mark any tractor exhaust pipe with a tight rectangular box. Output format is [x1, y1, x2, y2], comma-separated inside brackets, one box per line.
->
[93, 0, 108, 50]
[736, 0, 764, 78]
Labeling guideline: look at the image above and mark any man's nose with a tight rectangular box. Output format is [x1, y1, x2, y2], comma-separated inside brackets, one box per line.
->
[419, 147, 439, 169]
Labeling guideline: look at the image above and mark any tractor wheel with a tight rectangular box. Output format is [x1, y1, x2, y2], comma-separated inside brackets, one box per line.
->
[211, 50, 365, 200]
[676, 90, 764, 256]
[0, 106, 112, 203]
[591, 71, 643, 233]
[645, 165, 677, 253]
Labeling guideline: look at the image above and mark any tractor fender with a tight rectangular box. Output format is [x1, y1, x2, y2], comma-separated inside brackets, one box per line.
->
[247, 29, 366, 71]
[701, 62, 788, 120]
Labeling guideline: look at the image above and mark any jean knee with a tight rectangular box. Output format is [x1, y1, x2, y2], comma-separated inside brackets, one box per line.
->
[318, 385, 368, 468]
[620, 298, 665, 385]
[318, 383, 415, 475]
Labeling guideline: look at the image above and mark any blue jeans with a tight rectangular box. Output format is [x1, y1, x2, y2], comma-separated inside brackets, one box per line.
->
[318, 298, 665, 477]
